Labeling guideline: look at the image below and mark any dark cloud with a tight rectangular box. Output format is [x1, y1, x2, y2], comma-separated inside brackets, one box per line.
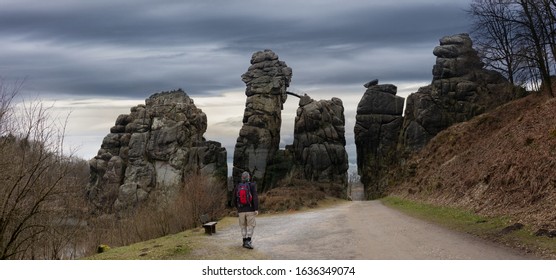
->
[0, 0, 471, 99]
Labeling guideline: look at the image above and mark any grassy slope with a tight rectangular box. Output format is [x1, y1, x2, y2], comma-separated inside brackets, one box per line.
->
[86, 216, 269, 260]
[390, 93, 556, 230]
[385, 93, 556, 259]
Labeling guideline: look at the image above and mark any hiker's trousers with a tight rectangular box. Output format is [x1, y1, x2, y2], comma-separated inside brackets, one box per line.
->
[238, 211, 256, 238]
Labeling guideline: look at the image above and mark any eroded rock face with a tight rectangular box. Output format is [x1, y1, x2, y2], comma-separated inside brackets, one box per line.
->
[356, 34, 523, 199]
[233, 50, 292, 191]
[401, 33, 521, 152]
[354, 82, 405, 199]
[87, 90, 227, 212]
[290, 95, 349, 196]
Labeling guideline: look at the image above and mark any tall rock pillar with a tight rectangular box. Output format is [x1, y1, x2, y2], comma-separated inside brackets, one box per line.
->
[233, 50, 292, 190]
[289, 94, 349, 197]
[354, 80, 405, 199]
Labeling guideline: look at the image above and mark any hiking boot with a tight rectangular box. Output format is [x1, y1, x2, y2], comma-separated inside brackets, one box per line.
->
[242, 238, 248, 248]
[244, 237, 254, 249]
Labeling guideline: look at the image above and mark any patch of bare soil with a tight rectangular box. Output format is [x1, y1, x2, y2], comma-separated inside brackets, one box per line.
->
[390, 93, 556, 232]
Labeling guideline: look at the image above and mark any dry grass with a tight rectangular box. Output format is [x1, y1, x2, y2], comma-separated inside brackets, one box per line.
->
[390, 93, 556, 233]
[80, 173, 227, 258]
[258, 179, 331, 213]
[85, 197, 348, 260]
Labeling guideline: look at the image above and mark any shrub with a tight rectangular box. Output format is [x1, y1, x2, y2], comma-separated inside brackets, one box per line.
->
[0, 80, 90, 259]
[81, 173, 227, 257]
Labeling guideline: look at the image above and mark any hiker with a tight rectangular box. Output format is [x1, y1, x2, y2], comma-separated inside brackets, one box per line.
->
[233, 171, 259, 249]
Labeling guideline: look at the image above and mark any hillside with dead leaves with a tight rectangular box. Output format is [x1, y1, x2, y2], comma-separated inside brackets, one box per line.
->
[389, 92, 556, 234]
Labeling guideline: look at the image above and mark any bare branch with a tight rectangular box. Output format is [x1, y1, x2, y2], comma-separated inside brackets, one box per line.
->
[468, 0, 555, 95]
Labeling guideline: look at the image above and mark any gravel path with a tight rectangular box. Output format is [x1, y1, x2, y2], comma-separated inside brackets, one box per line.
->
[210, 200, 529, 260]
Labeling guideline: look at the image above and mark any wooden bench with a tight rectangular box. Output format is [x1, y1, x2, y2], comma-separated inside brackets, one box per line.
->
[200, 214, 217, 235]
[202, 222, 217, 235]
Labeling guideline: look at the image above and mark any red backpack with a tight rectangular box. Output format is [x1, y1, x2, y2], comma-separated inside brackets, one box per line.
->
[236, 182, 252, 207]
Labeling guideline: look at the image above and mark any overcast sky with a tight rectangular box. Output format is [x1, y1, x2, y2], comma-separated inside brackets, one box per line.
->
[0, 0, 473, 173]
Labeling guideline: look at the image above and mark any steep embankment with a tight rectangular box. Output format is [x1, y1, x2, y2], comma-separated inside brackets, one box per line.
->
[389, 93, 556, 233]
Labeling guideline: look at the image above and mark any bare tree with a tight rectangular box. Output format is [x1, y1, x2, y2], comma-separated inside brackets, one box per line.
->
[540, 0, 556, 66]
[0, 82, 86, 259]
[469, 0, 526, 85]
[516, 0, 554, 96]
[468, 0, 555, 96]
[0, 78, 24, 137]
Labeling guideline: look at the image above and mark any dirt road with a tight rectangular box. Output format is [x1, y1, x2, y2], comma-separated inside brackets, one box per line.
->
[209, 201, 529, 259]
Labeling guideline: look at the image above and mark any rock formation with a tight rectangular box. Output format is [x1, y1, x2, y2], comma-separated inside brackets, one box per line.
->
[87, 89, 227, 212]
[233, 50, 292, 191]
[355, 34, 523, 199]
[401, 33, 522, 152]
[289, 94, 349, 196]
[354, 81, 405, 199]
